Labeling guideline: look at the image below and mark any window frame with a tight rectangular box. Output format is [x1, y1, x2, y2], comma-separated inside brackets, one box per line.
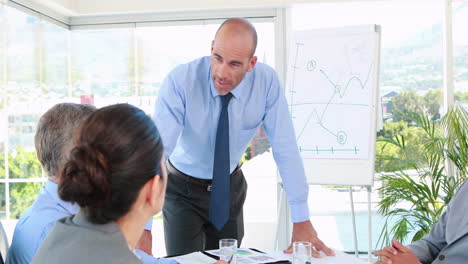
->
[0, 2, 284, 220]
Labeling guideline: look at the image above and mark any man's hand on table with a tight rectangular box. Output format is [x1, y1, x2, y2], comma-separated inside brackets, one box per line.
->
[374, 239, 421, 264]
[283, 220, 334, 258]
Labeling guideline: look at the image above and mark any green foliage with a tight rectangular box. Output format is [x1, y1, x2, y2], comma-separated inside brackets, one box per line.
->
[376, 106, 468, 248]
[0, 146, 44, 219]
[376, 121, 408, 138]
[375, 122, 428, 172]
[455, 91, 468, 102]
[6, 146, 42, 179]
[391, 92, 423, 122]
[423, 90, 442, 120]
[10, 182, 42, 219]
[391, 90, 442, 123]
[240, 145, 252, 165]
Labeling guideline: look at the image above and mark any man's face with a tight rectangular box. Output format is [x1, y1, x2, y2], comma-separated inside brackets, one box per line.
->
[210, 31, 257, 95]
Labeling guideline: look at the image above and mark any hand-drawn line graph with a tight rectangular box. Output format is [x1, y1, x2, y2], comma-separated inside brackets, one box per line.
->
[288, 40, 375, 160]
[294, 63, 374, 142]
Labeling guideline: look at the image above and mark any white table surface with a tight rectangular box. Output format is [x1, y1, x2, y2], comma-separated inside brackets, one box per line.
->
[170, 248, 371, 264]
[268, 250, 370, 264]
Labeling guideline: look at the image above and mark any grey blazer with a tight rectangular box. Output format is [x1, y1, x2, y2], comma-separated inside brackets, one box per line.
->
[31, 211, 142, 264]
[408, 179, 468, 264]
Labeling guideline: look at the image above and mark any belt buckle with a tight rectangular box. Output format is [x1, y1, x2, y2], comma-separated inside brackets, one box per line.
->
[207, 185, 212, 192]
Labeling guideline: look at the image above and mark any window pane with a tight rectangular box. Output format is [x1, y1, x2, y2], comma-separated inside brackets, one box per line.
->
[0, 142, 4, 180]
[0, 3, 6, 103]
[137, 21, 275, 162]
[291, 0, 443, 253]
[43, 22, 69, 98]
[0, 4, 6, 181]
[2, 6, 47, 179]
[453, 2, 468, 103]
[137, 23, 216, 97]
[6, 142, 42, 179]
[253, 22, 275, 67]
[10, 182, 43, 219]
[137, 21, 275, 98]
[0, 183, 5, 218]
[71, 28, 135, 98]
[6, 6, 41, 103]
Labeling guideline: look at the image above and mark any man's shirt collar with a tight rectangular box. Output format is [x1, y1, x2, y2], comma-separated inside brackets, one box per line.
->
[208, 65, 249, 100]
[44, 179, 79, 214]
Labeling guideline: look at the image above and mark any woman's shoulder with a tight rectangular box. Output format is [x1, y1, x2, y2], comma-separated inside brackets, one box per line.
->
[32, 216, 141, 264]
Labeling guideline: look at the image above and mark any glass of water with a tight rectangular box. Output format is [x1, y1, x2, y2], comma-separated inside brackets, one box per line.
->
[219, 238, 237, 264]
[293, 241, 312, 264]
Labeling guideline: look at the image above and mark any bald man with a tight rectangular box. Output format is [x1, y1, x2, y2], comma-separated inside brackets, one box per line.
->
[154, 18, 334, 257]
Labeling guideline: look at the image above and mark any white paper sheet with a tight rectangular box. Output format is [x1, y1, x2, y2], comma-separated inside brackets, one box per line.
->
[169, 251, 218, 264]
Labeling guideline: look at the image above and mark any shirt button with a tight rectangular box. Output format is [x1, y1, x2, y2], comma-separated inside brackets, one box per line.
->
[438, 255, 445, 261]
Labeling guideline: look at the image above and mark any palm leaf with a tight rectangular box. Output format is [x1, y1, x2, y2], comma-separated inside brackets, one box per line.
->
[376, 106, 468, 248]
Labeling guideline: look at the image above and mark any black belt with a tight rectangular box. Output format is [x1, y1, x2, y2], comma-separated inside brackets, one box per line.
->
[167, 160, 241, 192]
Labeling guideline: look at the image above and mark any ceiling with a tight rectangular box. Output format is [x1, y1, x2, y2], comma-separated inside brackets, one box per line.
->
[74, 0, 287, 15]
[9, 0, 439, 27]
[9, 0, 449, 17]
[13, 0, 328, 16]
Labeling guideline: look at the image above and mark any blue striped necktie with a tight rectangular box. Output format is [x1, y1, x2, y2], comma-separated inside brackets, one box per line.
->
[209, 92, 233, 231]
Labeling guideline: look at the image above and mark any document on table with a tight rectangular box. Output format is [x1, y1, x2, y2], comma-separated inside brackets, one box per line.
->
[268, 249, 370, 264]
[169, 248, 370, 264]
[209, 248, 289, 264]
[168, 251, 218, 264]
[168, 248, 290, 264]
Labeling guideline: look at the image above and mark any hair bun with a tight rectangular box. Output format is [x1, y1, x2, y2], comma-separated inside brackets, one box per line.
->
[57, 104, 164, 224]
[59, 145, 111, 207]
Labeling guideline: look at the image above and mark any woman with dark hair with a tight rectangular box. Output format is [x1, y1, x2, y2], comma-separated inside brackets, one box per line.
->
[31, 104, 222, 264]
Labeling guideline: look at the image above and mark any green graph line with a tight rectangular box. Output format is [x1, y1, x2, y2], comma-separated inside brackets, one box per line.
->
[301, 148, 360, 152]
[300, 146, 360, 154]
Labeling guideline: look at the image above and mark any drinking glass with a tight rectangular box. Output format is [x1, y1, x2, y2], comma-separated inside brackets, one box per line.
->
[293, 241, 312, 264]
[219, 238, 237, 264]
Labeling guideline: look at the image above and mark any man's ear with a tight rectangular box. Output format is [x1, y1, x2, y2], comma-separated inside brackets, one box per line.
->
[211, 40, 215, 53]
[247, 56, 258, 72]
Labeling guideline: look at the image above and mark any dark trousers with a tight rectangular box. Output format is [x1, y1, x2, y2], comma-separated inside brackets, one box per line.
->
[163, 161, 248, 256]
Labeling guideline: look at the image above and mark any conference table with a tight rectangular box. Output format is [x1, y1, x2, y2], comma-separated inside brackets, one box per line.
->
[170, 248, 371, 264]
[268, 250, 370, 264]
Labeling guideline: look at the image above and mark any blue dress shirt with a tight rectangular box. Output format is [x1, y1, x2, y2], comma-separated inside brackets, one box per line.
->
[7, 180, 79, 264]
[153, 56, 310, 222]
[6, 180, 175, 264]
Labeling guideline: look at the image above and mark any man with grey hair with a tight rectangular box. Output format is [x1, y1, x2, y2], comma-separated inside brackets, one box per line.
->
[7, 103, 96, 264]
[6, 103, 166, 264]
